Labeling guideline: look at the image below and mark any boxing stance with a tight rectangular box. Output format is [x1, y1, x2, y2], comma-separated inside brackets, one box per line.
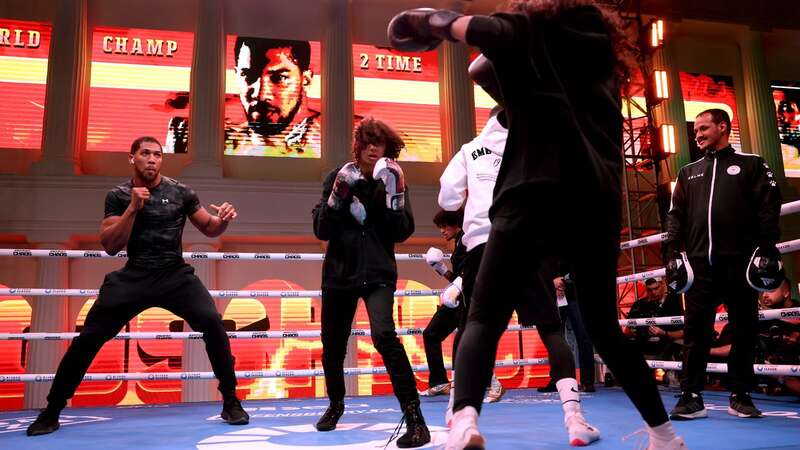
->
[27, 136, 247, 436]
[312, 117, 429, 448]
[388, 2, 685, 449]
[439, 60, 599, 443]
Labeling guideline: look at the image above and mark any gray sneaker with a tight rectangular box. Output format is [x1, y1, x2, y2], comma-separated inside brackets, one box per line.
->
[669, 391, 708, 420]
[728, 392, 762, 418]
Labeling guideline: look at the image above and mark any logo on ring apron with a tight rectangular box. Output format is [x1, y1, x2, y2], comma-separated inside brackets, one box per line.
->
[727, 165, 741, 175]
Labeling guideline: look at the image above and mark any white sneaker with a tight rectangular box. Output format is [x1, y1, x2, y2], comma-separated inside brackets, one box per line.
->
[483, 384, 506, 403]
[445, 406, 485, 450]
[420, 382, 451, 396]
[648, 436, 688, 450]
[565, 413, 600, 446]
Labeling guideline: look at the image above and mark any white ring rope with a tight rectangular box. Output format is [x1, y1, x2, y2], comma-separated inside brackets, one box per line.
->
[0, 358, 551, 383]
[621, 307, 800, 327]
[645, 360, 800, 377]
[0, 288, 442, 298]
[0, 249, 447, 262]
[3, 200, 799, 261]
[619, 199, 800, 250]
[0, 325, 535, 341]
[1, 308, 796, 341]
[7, 236, 800, 296]
[1, 359, 796, 383]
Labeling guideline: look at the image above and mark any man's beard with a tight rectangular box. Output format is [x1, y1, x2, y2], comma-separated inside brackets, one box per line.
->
[247, 99, 302, 137]
[137, 167, 158, 182]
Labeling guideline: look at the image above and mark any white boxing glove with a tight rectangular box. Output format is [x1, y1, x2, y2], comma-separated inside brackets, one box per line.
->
[440, 276, 462, 308]
[425, 247, 448, 277]
[373, 157, 406, 210]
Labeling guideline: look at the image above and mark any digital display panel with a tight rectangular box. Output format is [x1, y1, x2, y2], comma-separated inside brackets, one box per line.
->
[772, 81, 800, 177]
[0, 19, 51, 150]
[353, 45, 442, 162]
[679, 72, 742, 161]
[86, 27, 194, 153]
[224, 36, 321, 158]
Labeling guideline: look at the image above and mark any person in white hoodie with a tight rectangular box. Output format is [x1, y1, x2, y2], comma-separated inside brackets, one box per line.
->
[435, 55, 599, 448]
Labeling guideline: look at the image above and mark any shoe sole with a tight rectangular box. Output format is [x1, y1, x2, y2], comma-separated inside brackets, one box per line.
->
[727, 407, 763, 418]
[485, 388, 506, 403]
[570, 437, 600, 447]
[669, 409, 708, 420]
[222, 414, 250, 425]
[26, 424, 59, 437]
[396, 436, 432, 448]
[464, 434, 486, 450]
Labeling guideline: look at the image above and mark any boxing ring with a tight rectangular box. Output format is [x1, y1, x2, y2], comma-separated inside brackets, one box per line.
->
[0, 202, 799, 448]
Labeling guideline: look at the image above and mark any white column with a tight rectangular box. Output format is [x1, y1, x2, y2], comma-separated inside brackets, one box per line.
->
[183, 0, 225, 178]
[438, 42, 475, 160]
[30, 0, 89, 176]
[24, 243, 70, 408]
[321, 0, 354, 174]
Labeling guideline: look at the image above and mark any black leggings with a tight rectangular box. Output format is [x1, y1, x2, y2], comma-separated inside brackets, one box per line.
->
[47, 264, 237, 409]
[453, 209, 668, 426]
[456, 243, 574, 382]
[422, 305, 459, 387]
[538, 323, 575, 382]
[320, 284, 418, 406]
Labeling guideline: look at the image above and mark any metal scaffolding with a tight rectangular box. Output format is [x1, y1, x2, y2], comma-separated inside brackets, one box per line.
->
[606, 0, 673, 308]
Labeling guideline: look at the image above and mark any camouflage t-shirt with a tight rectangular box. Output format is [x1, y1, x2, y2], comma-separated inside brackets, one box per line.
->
[104, 176, 200, 269]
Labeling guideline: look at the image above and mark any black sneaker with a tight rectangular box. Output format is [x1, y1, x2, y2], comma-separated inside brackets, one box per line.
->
[221, 397, 249, 425]
[728, 392, 763, 418]
[395, 400, 431, 448]
[26, 409, 60, 436]
[315, 401, 344, 431]
[669, 391, 707, 420]
[537, 380, 557, 393]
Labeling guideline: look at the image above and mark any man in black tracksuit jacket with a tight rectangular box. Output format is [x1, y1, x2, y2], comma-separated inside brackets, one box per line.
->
[311, 117, 429, 448]
[666, 108, 782, 420]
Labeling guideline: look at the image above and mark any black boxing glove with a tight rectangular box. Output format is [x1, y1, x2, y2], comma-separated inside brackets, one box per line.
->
[746, 245, 785, 292]
[387, 8, 463, 52]
[666, 251, 694, 294]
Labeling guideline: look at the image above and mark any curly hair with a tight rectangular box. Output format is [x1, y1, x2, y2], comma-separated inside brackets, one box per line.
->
[433, 208, 464, 228]
[352, 117, 405, 161]
[507, 0, 636, 84]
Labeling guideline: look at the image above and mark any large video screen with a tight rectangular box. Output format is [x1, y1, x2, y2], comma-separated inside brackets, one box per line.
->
[224, 36, 321, 158]
[353, 45, 441, 162]
[772, 81, 800, 177]
[679, 72, 742, 161]
[86, 27, 194, 153]
[0, 19, 51, 150]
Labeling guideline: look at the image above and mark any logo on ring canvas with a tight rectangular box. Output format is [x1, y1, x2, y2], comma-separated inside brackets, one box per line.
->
[197, 422, 448, 449]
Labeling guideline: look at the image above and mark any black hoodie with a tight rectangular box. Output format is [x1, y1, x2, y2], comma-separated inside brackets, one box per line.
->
[313, 167, 415, 290]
